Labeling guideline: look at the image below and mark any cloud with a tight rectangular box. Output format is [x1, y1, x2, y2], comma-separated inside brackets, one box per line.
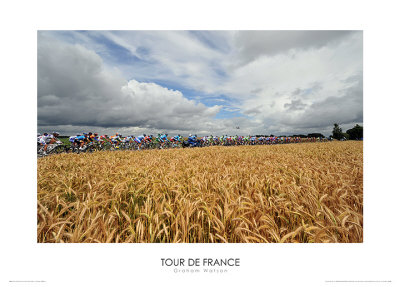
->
[291, 82, 322, 97]
[234, 30, 356, 65]
[97, 31, 231, 94]
[38, 31, 363, 137]
[243, 106, 263, 116]
[278, 73, 363, 131]
[37, 33, 222, 134]
[284, 99, 308, 111]
[220, 31, 362, 135]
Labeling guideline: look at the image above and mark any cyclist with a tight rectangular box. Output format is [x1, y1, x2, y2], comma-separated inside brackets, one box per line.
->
[188, 134, 198, 147]
[110, 133, 122, 148]
[201, 135, 208, 146]
[171, 134, 182, 148]
[39, 132, 60, 155]
[88, 132, 97, 143]
[68, 135, 79, 151]
[208, 135, 214, 146]
[81, 133, 90, 149]
[73, 134, 85, 149]
[159, 133, 168, 149]
[173, 134, 182, 142]
[37, 133, 43, 146]
[134, 134, 146, 150]
[99, 134, 112, 148]
[124, 135, 134, 144]
[93, 133, 100, 143]
[144, 135, 153, 148]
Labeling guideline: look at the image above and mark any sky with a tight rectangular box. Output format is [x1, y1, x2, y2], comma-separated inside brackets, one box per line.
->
[37, 30, 363, 137]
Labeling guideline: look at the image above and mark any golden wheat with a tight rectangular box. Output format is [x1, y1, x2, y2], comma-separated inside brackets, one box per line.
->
[37, 141, 363, 243]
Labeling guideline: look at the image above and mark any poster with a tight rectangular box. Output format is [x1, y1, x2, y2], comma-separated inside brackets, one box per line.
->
[2, 1, 398, 286]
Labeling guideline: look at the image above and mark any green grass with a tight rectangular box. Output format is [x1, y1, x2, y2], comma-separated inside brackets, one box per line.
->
[58, 137, 71, 147]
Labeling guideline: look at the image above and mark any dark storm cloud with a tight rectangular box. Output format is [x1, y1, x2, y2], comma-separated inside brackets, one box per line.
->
[37, 33, 221, 132]
[282, 73, 363, 129]
[38, 33, 126, 126]
[235, 30, 356, 65]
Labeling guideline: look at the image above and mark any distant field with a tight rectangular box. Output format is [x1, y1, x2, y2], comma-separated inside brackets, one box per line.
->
[37, 141, 363, 243]
[58, 137, 70, 146]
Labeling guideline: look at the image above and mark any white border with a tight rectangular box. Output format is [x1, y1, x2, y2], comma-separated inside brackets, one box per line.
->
[2, 0, 399, 286]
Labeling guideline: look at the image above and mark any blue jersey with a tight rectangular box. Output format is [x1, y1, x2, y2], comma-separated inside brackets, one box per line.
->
[135, 135, 145, 143]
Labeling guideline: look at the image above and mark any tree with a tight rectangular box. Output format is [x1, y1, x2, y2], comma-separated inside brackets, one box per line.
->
[346, 124, 363, 140]
[332, 123, 343, 140]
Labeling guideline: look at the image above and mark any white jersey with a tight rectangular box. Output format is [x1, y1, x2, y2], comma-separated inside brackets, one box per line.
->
[39, 134, 54, 144]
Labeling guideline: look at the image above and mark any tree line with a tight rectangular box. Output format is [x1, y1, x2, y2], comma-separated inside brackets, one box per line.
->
[332, 123, 363, 140]
[258, 123, 363, 140]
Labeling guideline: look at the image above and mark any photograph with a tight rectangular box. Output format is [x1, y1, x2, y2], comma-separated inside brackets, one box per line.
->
[37, 30, 363, 243]
[2, 0, 400, 285]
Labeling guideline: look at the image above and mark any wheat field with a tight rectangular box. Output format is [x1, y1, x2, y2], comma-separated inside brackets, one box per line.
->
[37, 141, 363, 243]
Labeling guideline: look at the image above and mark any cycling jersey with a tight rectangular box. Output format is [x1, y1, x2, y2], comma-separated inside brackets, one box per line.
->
[110, 135, 122, 143]
[38, 134, 54, 145]
[123, 136, 132, 143]
[134, 135, 145, 143]
[87, 135, 96, 142]
[38, 136, 45, 145]
[188, 136, 197, 144]
[159, 134, 168, 142]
